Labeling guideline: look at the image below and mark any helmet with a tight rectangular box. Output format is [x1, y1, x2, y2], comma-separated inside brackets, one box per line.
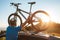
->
[9, 18, 16, 26]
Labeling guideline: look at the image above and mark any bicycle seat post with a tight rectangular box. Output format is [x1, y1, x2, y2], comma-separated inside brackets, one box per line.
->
[28, 2, 36, 14]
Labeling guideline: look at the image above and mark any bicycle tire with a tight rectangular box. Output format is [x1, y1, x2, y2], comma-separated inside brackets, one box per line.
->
[8, 13, 22, 26]
[31, 10, 50, 32]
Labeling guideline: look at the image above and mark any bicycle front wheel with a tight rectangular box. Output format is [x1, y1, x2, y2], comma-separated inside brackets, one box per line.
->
[8, 13, 22, 26]
[31, 10, 50, 32]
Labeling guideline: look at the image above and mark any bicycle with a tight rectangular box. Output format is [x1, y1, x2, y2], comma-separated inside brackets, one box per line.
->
[8, 2, 50, 32]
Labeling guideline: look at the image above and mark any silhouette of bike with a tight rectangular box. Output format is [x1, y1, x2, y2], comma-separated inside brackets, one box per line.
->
[8, 2, 50, 32]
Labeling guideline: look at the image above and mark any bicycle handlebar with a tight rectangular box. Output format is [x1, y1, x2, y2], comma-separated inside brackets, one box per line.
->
[10, 3, 21, 6]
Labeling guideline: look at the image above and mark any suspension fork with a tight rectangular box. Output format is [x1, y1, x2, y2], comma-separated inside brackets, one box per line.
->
[14, 6, 18, 22]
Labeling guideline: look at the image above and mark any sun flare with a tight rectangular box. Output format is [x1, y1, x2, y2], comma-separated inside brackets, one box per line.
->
[41, 15, 50, 23]
[35, 13, 50, 23]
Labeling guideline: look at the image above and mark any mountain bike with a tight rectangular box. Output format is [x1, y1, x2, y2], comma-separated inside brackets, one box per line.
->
[8, 2, 50, 32]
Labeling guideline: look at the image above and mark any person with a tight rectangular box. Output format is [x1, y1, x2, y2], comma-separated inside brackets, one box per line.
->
[6, 18, 21, 40]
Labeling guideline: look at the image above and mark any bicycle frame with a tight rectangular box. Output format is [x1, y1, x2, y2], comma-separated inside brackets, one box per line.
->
[13, 2, 34, 20]
[18, 9, 30, 20]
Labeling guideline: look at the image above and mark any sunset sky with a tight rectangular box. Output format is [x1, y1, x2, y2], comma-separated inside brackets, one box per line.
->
[0, 0, 60, 30]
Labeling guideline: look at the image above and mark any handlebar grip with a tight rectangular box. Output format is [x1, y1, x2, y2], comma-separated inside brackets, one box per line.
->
[10, 3, 14, 5]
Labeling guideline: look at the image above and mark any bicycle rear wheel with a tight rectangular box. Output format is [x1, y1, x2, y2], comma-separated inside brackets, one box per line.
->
[8, 13, 22, 26]
[31, 10, 50, 32]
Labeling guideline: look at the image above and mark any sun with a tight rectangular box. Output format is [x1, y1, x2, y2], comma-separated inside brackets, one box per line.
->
[40, 14, 50, 23]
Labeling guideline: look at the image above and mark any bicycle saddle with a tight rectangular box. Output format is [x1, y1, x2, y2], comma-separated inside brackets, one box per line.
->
[28, 2, 36, 4]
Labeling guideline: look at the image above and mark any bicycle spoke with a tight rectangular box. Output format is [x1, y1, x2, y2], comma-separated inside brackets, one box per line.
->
[32, 20, 38, 22]
[32, 15, 42, 26]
